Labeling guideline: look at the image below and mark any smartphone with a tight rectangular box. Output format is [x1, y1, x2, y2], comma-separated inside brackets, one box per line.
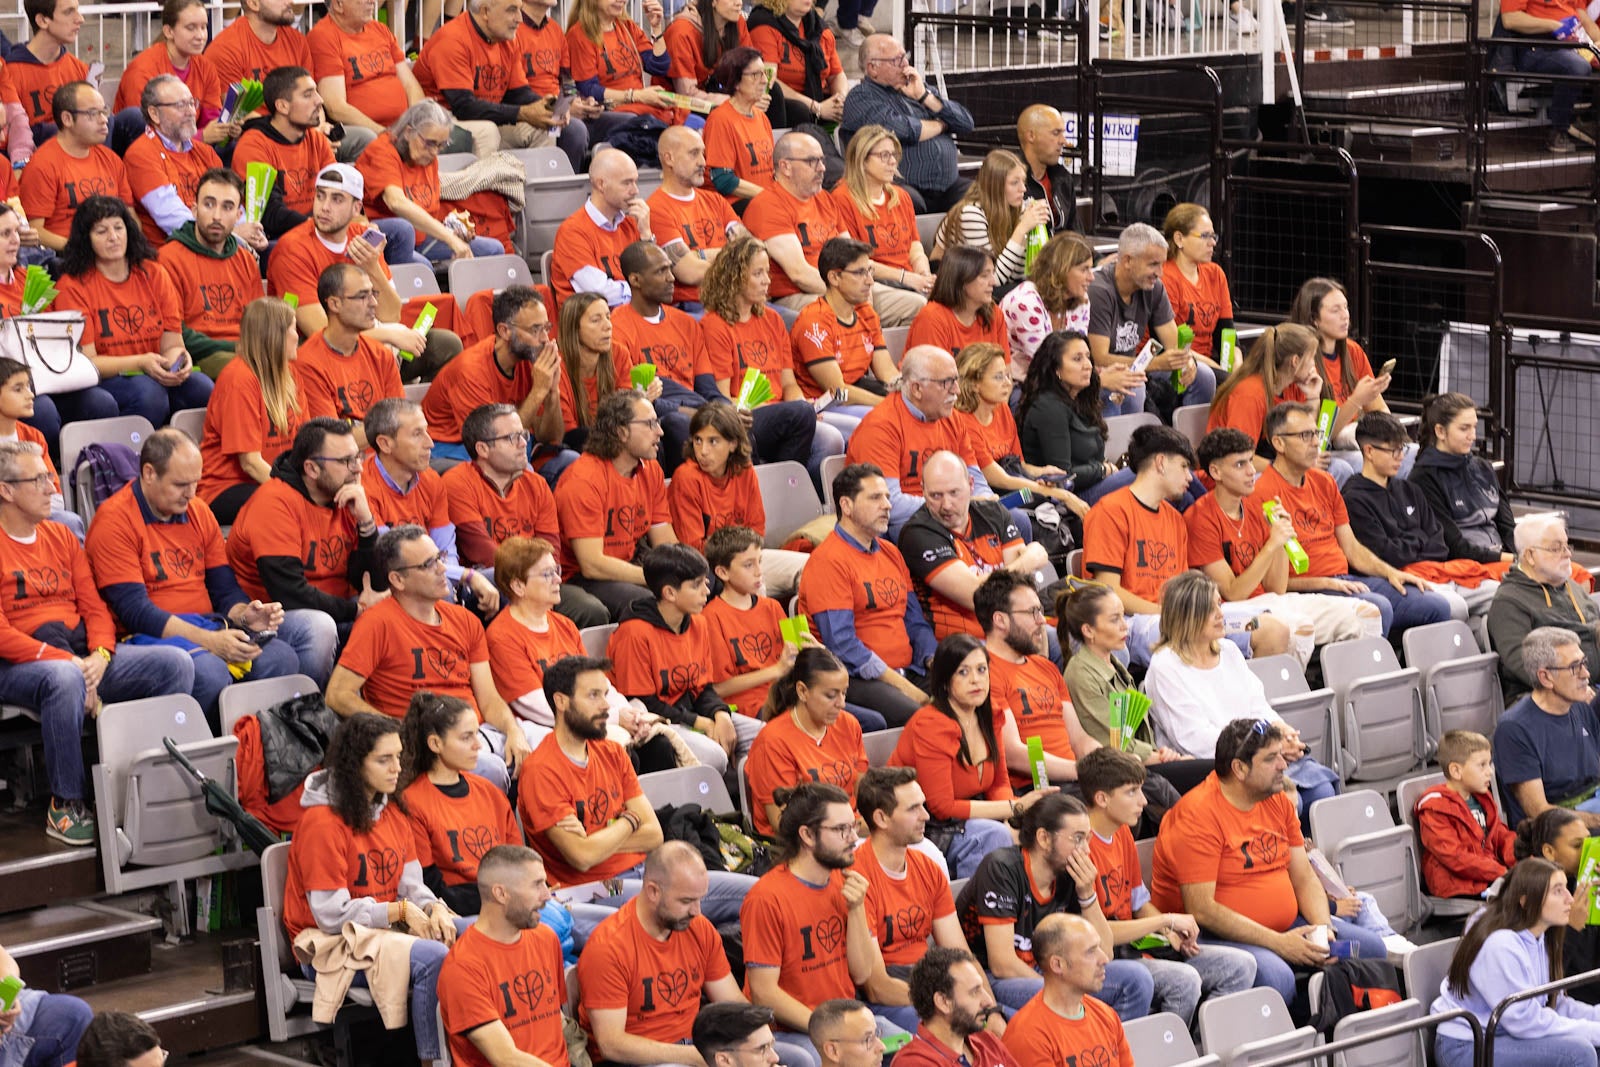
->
[551, 93, 575, 124]
[245, 630, 277, 646]
[361, 228, 385, 248]
[1378, 358, 1396, 377]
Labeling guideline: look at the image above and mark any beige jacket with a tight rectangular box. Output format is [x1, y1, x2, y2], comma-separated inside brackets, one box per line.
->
[293, 921, 416, 1028]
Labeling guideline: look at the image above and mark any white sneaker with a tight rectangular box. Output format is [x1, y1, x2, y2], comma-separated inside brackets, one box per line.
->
[1382, 934, 1419, 962]
[1229, 4, 1258, 31]
[857, 15, 878, 32]
[839, 26, 865, 47]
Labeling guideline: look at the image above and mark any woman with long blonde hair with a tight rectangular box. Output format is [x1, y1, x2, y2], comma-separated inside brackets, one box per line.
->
[832, 125, 935, 297]
[198, 297, 301, 523]
[566, 0, 675, 143]
[998, 229, 1095, 383]
[1205, 322, 1337, 475]
[935, 149, 1050, 290]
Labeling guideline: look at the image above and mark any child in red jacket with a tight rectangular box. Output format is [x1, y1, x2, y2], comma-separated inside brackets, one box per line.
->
[1415, 730, 1518, 898]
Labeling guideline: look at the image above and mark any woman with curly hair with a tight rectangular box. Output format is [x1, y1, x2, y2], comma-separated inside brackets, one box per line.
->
[281, 712, 458, 1062]
[934, 149, 1051, 292]
[55, 195, 212, 427]
[954, 341, 1087, 518]
[567, 0, 676, 142]
[699, 233, 841, 481]
[999, 230, 1095, 385]
[905, 245, 1011, 359]
[748, 0, 847, 127]
[1018, 331, 1149, 505]
[701, 47, 775, 203]
[832, 126, 935, 298]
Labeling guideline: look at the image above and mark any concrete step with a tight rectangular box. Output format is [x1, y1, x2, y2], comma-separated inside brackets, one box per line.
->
[0, 902, 161, 992]
[80, 930, 262, 1057]
[0, 807, 102, 916]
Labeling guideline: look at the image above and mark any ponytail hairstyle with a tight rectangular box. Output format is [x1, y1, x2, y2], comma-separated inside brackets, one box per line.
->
[1419, 391, 1477, 453]
[1445, 858, 1567, 1005]
[761, 645, 846, 721]
[399, 690, 475, 791]
[1209, 322, 1319, 417]
[1057, 581, 1119, 649]
[1514, 807, 1585, 864]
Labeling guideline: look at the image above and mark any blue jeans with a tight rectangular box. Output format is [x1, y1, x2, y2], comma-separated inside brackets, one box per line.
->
[18, 991, 93, 1067]
[191, 629, 303, 731]
[302, 937, 449, 1060]
[1143, 945, 1258, 1024]
[1513, 43, 1594, 129]
[845, 704, 888, 733]
[101, 371, 214, 428]
[1439, 1035, 1596, 1067]
[1339, 574, 1453, 640]
[372, 217, 430, 267]
[0, 644, 196, 801]
[279, 609, 339, 688]
[991, 958, 1154, 1018]
[416, 234, 505, 262]
[943, 817, 1015, 881]
[27, 386, 120, 445]
[566, 867, 757, 946]
[1205, 916, 1388, 1007]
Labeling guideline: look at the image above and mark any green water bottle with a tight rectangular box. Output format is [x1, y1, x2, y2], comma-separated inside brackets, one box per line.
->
[1172, 323, 1195, 394]
[1219, 327, 1238, 372]
[1263, 500, 1310, 575]
[1024, 219, 1048, 273]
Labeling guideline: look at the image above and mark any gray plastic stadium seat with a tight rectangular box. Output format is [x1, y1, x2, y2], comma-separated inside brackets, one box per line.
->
[62, 415, 154, 523]
[1126, 1012, 1204, 1067]
[1331, 996, 1425, 1067]
[170, 407, 205, 444]
[819, 454, 848, 509]
[916, 214, 941, 254]
[391, 262, 442, 299]
[1402, 936, 1457, 1004]
[639, 765, 735, 813]
[863, 727, 903, 768]
[404, 382, 430, 404]
[755, 461, 824, 548]
[1197, 988, 1319, 1067]
[521, 174, 592, 256]
[737, 754, 753, 820]
[447, 253, 533, 302]
[884, 326, 910, 368]
[1308, 789, 1426, 935]
[1246, 654, 1340, 770]
[217, 673, 320, 737]
[1396, 773, 1483, 920]
[508, 146, 574, 178]
[1402, 620, 1504, 756]
[1320, 637, 1425, 785]
[1104, 412, 1159, 463]
[1137, 836, 1156, 888]
[1067, 548, 1084, 579]
[437, 152, 475, 173]
[539, 249, 553, 287]
[1173, 404, 1208, 449]
[581, 623, 617, 659]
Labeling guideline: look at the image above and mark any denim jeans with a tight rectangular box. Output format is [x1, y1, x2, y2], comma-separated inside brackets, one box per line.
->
[565, 867, 757, 946]
[0, 644, 196, 800]
[192, 630, 302, 732]
[371, 216, 430, 267]
[1439, 1035, 1596, 1067]
[302, 936, 449, 1060]
[1338, 573, 1453, 639]
[17, 991, 93, 1067]
[1204, 916, 1388, 1007]
[991, 958, 1153, 1018]
[417, 235, 507, 262]
[942, 817, 1016, 881]
[278, 609, 339, 687]
[101, 371, 214, 429]
[1142, 944, 1258, 1024]
[1512, 43, 1594, 129]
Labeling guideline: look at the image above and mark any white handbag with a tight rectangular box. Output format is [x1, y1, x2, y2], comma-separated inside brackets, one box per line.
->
[0, 310, 99, 395]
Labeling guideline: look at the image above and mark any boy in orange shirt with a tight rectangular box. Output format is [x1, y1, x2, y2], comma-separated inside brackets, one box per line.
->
[700, 525, 796, 726]
[9, 0, 141, 151]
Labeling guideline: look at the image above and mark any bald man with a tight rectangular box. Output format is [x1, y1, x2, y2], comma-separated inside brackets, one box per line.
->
[1001, 915, 1133, 1067]
[1016, 105, 1077, 234]
[550, 147, 656, 307]
[646, 125, 744, 305]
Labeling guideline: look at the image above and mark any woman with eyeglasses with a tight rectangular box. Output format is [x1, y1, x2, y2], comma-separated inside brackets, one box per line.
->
[888, 633, 1053, 879]
[954, 342, 1087, 518]
[1143, 571, 1339, 818]
[55, 195, 213, 429]
[905, 246, 1012, 361]
[1160, 204, 1234, 362]
[197, 298, 301, 525]
[701, 47, 776, 205]
[832, 126, 935, 298]
[933, 150, 1051, 293]
[748, 0, 848, 127]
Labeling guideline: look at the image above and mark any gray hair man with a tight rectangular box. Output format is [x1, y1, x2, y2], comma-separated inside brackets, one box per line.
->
[1494, 625, 1600, 830]
[1489, 514, 1600, 699]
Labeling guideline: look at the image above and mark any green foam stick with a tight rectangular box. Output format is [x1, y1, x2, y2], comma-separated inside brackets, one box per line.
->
[1263, 500, 1310, 575]
[400, 302, 437, 363]
[1219, 327, 1238, 372]
[631, 363, 657, 390]
[1316, 397, 1337, 452]
[283, 293, 299, 308]
[1027, 735, 1048, 790]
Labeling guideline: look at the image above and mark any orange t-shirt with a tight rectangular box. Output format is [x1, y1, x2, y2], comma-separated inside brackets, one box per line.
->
[233, 126, 335, 217]
[1082, 486, 1189, 604]
[440, 463, 559, 569]
[700, 593, 786, 721]
[845, 393, 974, 498]
[422, 335, 534, 444]
[791, 298, 884, 398]
[357, 131, 441, 221]
[205, 18, 312, 89]
[889, 705, 1012, 821]
[797, 529, 916, 671]
[549, 207, 639, 308]
[485, 607, 584, 708]
[281, 801, 416, 940]
[517, 734, 646, 886]
[740, 865, 861, 1008]
[645, 187, 738, 305]
[567, 21, 676, 123]
[361, 456, 448, 532]
[438, 924, 570, 1067]
[1150, 772, 1305, 933]
[749, 23, 841, 96]
[905, 301, 1011, 360]
[609, 613, 716, 706]
[225, 476, 362, 602]
[1185, 492, 1272, 598]
[197, 356, 302, 504]
[1248, 464, 1349, 578]
[664, 16, 751, 88]
[56, 263, 182, 359]
[10, 48, 86, 126]
[19, 139, 132, 242]
[0, 520, 115, 650]
[610, 302, 711, 389]
[744, 708, 867, 836]
[337, 596, 488, 718]
[514, 14, 570, 97]
[125, 131, 224, 247]
[953, 406, 1021, 468]
[667, 461, 765, 549]
[855, 841, 956, 967]
[742, 182, 844, 299]
[295, 330, 404, 425]
[307, 17, 409, 126]
[1206, 373, 1271, 445]
[402, 772, 522, 885]
[577, 898, 732, 1053]
[116, 44, 224, 116]
[553, 452, 671, 580]
[9, 423, 60, 496]
[414, 10, 531, 101]
[556, 353, 637, 433]
[1161, 260, 1232, 359]
[703, 100, 773, 189]
[1003, 994, 1131, 1067]
[84, 482, 228, 620]
[157, 238, 262, 346]
[831, 184, 918, 272]
[0, 266, 24, 318]
[266, 218, 395, 304]
[1088, 822, 1144, 922]
[1321, 338, 1376, 406]
[989, 652, 1076, 789]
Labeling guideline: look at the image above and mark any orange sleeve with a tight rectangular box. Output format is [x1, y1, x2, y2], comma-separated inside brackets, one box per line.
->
[82, 493, 148, 590]
[566, 30, 603, 82]
[1082, 492, 1132, 580]
[607, 619, 661, 700]
[1184, 496, 1226, 570]
[212, 365, 271, 460]
[333, 605, 386, 682]
[905, 303, 949, 354]
[738, 881, 789, 970]
[306, 20, 345, 82]
[356, 137, 404, 214]
[894, 712, 976, 820]
[844, 409, 905, 485]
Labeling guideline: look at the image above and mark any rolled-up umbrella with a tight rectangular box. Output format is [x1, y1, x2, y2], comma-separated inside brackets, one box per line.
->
[163, 736, 279, 856]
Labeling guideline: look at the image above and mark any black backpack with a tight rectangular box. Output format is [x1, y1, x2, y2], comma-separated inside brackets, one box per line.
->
[1306, 957, 1405, 1035]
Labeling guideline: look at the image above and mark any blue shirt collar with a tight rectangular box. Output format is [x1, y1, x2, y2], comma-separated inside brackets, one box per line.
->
[133, 480, 189, 525]
[835, 525, 880, 553]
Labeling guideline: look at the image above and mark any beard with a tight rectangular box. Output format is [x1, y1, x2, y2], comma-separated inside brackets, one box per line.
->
[949, 1005, 994, 1038]
[562, 705, 608, 742]
[505, 899, 542, 930]
[814, 841, 856, 871]
[1004, 627, 1040, 658]
[655, 905, 695, 933]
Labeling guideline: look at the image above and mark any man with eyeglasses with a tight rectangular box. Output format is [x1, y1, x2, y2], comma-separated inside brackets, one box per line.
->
[157, 169, 269, 376]
[0, 440, 194, 846]
[1016, 105, 1076, 236]
[1341, 411, 1493, 630]
[694, 1003, 790, 1067]
[790, 238, 900, 420]
[225, 416, 385, 637]
[1493, 626, 1600, 830]
[1249, 400, 1450, 642]
[19, 81, 133, 254]
[999, 914, 1132, 1067]
[745, 132, 923, 328]
[1150, 718, 1387, 1009]
[86, 429, 324, 732]
[956, 793, 1154, 1018]
[328, 524, 529, 789]
[841, 36, 973, 216]
[551, 147, 656, 308]
[124, 75, 232, 250]
[811, 999, 889, 1067]
[1489, 514, 1600, 700]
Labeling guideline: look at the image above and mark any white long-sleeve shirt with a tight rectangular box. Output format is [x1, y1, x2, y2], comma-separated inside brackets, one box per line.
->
[1144, 641, 1281, 758]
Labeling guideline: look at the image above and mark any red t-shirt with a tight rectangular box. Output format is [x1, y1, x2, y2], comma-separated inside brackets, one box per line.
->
[56, 262, 182, 359]
[198, 357, 301, 504]
[609, 612, 717, 708]
[438, 923, 570, 1067]
[610, 302, 712, 389]
[1249, 464, 1349, 578]
[845, 393, 975, 498]
[548, 206, 639, 308]
[125, 131, 224, 246]
[889, 705, 1012, 821]
[831, 184, 918, 272]
[357, 131, 442, 221]
[667, 461, 766, 549]
[157, 238, 262, 347]
[84, 482, 228, 621]
[749, 23, 841, 96]
[1082, 486, 1189, 604]
[265, 218, 395, 304]
[989, 652, 1076, 789]
[295, 330, 404, 425]
[360, 456, 448, 532]
[281, 801, 417, 940]
[703, 100, 773, 189]
[415, 10, 531, 102]
[336, 597, 488, 718]
[742, 182, 844, 299]
[1088, 822, 1145, 921]
[1003, 994, 1132, 1067]
[1161, 260, 1232, 359]
[702, 309, 793, 398]
[206, 18, 312, 88]
[797, 530, 915, 671]
[116, 44, 223, 117]
[402, 772, 522, 885]
[10, 48, 87, 126]
[645, 187, 738, 305]
[567, 21, 676, 123]
[440, 463, 560, 570]
[517, 734, 646, 887]
[744, 708, 867, 836]
[553, 452, 671, 580]
[514, 14, 571, 97]
[232, 126, 334, 217]
[1321, 339, 1376, 406]
[0, 520, 115, 657]
[1186, 491, 1273, 598]
[422, 336, 535, 444]
[485, 608, 584, 709]
[225, 475, 362, 602]
[664, 16, 751, 88]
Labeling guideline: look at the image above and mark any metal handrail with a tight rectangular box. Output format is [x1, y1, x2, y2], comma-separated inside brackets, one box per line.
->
[1246, 1007, 1483, 1067]
[1483, 967, 1600, 1067]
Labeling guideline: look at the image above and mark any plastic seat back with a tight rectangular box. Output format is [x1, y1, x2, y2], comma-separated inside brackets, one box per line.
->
[170, 407, 205, 444]
[755, 461, 824, 548]
[448, 254, 533, 302]
[391, 262, 442, 299]
[1320, 638, 1425, 783]
[1197, 988, 1303, 1064]
[218, 674, 320, 737]
[1104, 412, 1159, 463]
[581, 623, 617, 659]
[1402, 936, 1458, 1005]
[639, 765, 735, 813]
[508, 146, 574, 178]
[884, 326, 910, 368]
[1331, 997, 1425, 1067]
[1403, 620, 1504, 751]
[819, 454, 848, 509]
[62, 415, 155, 521]
[1308, 790, 1425, 934]
[1125, 1012, 1202, 1067]
[1174, 404, 1208, 448]
[1248, 654, 1340, 770]
[863, 728, 903, 768]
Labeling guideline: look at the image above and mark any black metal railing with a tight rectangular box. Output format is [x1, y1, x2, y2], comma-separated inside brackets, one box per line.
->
[1474, 37, 1600, 208]
[1247, 1007, 1483, 1067]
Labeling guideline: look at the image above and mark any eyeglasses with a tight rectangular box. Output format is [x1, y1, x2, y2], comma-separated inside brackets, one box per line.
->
[830, 1035, 883, 1051]
[1533, 542, 1574, 556]
[67, 107, 108, 120]
[514, 321, 552, 338]
[2, 473, 53, 490]
[816, 822, 858, 839]
[1188, 231, 1218, 242]
[487, 429, 531, 445]
[416, 135, 451, 151]
[1008, 605, 1047, 620]
[915, 375, 960, 392]
[314, 454, 363, 470]
[787, 156, 827, 169]
[530, 568, 562, 583]
[339, 289, 380, 303]
[1274, 429, 1322, 444]
[866, 149, 900, 162]
[739, 68, 768, 80]
[869, 52, 907, 64]
[1052, 828, 1090, 846]
[154, 98, 198, 111]
[630, 417, 662, 430]
[395, 553, 447, 573]
[1366, 443, 1406, 458]
[731, 1041, 777, 1057]
[1546, 660, 1591, 676]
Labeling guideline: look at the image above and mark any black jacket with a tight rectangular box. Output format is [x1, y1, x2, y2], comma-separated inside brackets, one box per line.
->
[254, 451, 378, 623]
[1409, 449, 1515, 563]
[613, 597, 729, 728]
[238, 115, 347, 240]
[1340, 473, 1448, 568]
[1024, 161, 1077, 235]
